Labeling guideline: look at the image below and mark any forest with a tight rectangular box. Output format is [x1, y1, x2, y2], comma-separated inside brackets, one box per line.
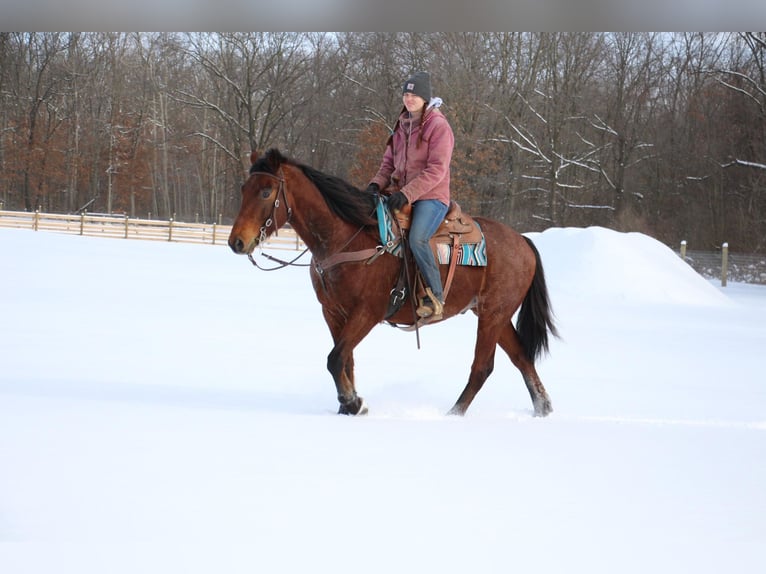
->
[1, 32, 764, 252]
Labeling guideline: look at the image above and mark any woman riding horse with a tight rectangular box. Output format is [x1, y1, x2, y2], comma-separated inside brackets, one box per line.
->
[229, 148, 558, 417]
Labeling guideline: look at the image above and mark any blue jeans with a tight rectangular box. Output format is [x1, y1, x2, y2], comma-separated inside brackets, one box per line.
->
[408, 199, 449, 301]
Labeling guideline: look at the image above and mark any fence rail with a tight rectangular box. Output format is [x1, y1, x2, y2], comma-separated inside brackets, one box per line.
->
[0, 209, 305, 251]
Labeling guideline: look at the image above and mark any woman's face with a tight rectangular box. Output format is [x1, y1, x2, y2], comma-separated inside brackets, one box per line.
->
[403, 92, 426, 113]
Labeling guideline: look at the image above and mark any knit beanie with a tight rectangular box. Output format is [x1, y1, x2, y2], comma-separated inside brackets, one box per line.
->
[402, 71, 431, 102]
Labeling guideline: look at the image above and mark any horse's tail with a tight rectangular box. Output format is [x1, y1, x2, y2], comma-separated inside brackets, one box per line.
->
[516, 236, 559, 362]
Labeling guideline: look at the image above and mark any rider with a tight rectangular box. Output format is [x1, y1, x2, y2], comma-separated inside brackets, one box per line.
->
[365, 71, 455, 320]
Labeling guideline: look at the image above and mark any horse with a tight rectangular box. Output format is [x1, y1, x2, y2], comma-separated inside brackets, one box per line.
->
[229, 148, 558, 417]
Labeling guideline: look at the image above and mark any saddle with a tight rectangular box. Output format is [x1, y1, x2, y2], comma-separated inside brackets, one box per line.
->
[392, 200, 484, 246]
[381, 190, 485, 323]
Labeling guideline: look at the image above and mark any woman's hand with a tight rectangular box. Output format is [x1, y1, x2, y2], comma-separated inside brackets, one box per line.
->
[387, 191, 409, 212]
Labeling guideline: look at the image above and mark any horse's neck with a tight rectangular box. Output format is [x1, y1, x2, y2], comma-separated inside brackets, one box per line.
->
[285, 171, 368, 257]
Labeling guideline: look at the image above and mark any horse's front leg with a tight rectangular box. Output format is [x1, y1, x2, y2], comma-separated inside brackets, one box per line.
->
[328, 344, 367, 415]
[323, 309, 376, 416]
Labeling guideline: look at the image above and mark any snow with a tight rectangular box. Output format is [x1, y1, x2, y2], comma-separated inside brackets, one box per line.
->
[1, 225, 764, 573]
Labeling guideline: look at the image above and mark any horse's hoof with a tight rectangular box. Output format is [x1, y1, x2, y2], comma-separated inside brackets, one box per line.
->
[534, 399, 553, 417]
[447, 405, 466, 416]
[337, 397, 368, 416]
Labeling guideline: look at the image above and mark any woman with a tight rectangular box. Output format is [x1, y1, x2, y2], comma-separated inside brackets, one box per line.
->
[366, 71, 454, 320]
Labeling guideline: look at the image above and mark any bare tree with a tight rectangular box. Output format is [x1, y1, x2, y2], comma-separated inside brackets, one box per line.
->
[1, 33, 69, 211]
[177, 33, 313, 171]
[2, 32, 764, 251]
[596, 33, 666, 227]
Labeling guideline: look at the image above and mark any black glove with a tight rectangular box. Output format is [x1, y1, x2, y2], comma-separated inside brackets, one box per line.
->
[365, 183, 380, 194]
[387, 191, 409, 212]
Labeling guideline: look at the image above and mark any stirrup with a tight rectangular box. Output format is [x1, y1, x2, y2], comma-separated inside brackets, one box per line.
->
[416, 287, 444, 319]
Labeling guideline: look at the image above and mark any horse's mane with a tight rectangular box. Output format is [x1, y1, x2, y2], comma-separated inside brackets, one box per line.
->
[252, 149, 377, 228]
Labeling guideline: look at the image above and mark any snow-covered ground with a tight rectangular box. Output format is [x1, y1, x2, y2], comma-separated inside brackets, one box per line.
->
[1, 226, 764, 573]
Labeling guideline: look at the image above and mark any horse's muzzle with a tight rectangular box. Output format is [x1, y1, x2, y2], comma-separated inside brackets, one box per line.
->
[228, 235, 255, 254]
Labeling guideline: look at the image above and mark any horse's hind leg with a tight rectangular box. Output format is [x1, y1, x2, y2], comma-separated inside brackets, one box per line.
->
[498, 323, 552, 417]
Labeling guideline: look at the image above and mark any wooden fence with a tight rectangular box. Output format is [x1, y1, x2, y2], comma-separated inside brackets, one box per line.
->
[0, 209, 305, 251]
[680, 241, 766, 286]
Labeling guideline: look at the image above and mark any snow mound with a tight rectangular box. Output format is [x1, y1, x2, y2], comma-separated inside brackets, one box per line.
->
[526, 226, 731, 306]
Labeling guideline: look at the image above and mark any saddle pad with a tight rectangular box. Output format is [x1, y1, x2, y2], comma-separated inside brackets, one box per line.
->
[376, 196, 403, 257]
[376, 196, 487, 266]
[435, 238, 487, 266]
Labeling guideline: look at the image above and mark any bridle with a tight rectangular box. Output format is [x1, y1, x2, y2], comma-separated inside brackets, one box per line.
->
[243, 165, 383, 276]
[246, 168, 310, 270]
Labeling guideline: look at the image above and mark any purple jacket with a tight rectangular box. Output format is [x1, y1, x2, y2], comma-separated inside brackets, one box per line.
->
[370, 107, 454, 207]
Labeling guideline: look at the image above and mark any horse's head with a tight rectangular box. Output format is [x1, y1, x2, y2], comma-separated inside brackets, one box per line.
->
[229, 149, 289, 255]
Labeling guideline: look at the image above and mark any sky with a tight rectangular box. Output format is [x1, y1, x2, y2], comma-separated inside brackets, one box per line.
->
[1, 225, 764, 573]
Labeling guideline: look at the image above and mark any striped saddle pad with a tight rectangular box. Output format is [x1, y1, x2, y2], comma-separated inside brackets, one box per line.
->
[376, 197, 487, 267]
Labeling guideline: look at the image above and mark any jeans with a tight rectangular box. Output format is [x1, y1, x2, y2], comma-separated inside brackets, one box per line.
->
[408, 199, 449, 301]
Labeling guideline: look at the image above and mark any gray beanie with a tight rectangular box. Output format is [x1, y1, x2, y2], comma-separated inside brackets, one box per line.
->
[402, 71, 431, 102]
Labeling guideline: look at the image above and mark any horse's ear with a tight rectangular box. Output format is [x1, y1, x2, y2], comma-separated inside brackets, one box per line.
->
[264, 148, 285, 171]
[250, 150, 260, 165]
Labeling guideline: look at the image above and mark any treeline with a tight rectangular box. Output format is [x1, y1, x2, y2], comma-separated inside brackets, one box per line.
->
[1, 32, 764, 251]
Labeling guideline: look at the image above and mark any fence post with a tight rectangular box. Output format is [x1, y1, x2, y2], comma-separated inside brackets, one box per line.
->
[212, 222, 217, 245]
[80, 211, 85, 235]
[33, 210, 39, 231]
[168, 218, 174, 242]
[680, 240, 687, 259]
[124, 214, 129, 239]
[721, 243, 729, 287]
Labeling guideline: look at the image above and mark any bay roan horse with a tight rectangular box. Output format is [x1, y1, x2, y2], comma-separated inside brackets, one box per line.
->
[229, 148, 558, 417]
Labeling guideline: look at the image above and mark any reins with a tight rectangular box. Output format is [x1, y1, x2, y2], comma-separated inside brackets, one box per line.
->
[311, 221, 383, 277]
[248, 248, 311, 271]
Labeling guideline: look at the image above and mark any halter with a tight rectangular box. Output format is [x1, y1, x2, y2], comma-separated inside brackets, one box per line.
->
[246, 168, 310, 270]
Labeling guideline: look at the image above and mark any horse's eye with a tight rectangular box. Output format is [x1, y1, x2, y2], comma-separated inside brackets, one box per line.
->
[261, 186, 273, 198]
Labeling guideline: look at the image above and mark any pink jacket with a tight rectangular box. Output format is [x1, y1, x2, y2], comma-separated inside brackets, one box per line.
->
[370, 107, 454, 207]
